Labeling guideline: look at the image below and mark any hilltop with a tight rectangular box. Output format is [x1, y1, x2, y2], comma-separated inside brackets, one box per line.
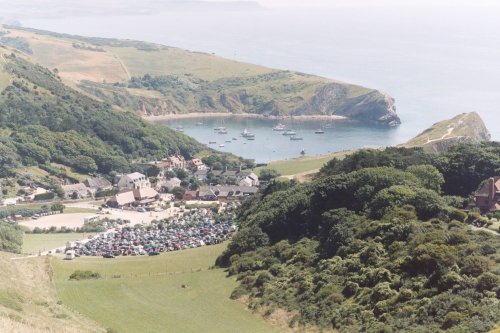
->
[0, 26, 400, 126]
[402, 112, 491, 153]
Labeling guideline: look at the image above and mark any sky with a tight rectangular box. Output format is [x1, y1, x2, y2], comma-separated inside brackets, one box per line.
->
[246, 0, 498, 8]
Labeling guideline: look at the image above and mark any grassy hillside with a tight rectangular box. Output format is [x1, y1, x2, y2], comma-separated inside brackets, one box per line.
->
[403, 112, 491, 152]
[52, 244, 283, 333]
[1, 26, 400, 126]
[0, 252, 103, 333]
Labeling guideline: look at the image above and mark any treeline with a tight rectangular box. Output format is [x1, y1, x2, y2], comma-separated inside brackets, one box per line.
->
[218, 144, 500, 333]
[0, 55, 204, 176]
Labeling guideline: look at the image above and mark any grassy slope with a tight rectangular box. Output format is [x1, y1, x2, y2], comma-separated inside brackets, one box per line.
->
[254, 151, 351, 177]
[0, 252, 103, 333]
[2, 26, 381, 118]
[403, 112, 490, 147]
[22, 232, 96, 254]
[5, 29, 128, 83]
[52, 243, 283, 333]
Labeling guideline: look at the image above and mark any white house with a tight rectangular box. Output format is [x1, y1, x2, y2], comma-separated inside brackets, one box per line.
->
[237, 172, 259, 187]
[117, 172, 151, 190]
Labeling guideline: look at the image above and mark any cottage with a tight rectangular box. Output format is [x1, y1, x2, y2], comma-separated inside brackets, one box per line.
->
[84, 177, 112, 192]
[198, 185, 258, 201]
[183, 190, 198, 201]
[61, 183, 90, 199]
[107, 190, 136, 208]
[117, 172, 151, 190]
[190, 158, 207, 171]
[161, 177, 182, 192]
[133, 187, 159, 203]
[471, 177, 500, 213]
[194, 169, 208, 182]
[237, 172, 259, 186]
[167, 155, 187, 170]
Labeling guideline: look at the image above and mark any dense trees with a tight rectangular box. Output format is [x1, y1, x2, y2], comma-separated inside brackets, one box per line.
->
[0, 55, 204, 176]
[219, 146, 500, 333]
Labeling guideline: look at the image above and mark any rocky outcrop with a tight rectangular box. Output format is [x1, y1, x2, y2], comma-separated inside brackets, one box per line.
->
[403, 112, 491, 153]
[295, 83, 400, 126]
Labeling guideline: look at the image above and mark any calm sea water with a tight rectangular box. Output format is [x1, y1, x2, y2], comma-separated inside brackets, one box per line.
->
[21, 4, 500, 161]
[159, 117, 398, 163]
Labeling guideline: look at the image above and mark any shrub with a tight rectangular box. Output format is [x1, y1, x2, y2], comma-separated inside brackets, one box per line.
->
[34, 192, 55, 201]
[442, 311, 463, 329]
[69, 270, 101, 281]
[476, 272, 499, 292]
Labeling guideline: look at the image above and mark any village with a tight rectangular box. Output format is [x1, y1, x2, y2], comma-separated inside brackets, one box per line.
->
[0, 154, 263, 257]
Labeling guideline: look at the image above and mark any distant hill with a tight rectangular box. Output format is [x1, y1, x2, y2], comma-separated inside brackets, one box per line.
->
[402, 112, 491, 152]
[1, 26, 401, 126]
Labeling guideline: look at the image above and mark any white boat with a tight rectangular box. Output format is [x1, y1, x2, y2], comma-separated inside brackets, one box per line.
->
[241, 128, 255, 138]
[214, 126, 226, 131]
[196, 122, 204, 126]
[290, 136, 303, 141]
[315, 129, 325, 134]
[273, 123, 286, 131]
[218, 129, 228, 134]
[219, 144, 225, 147]
[282, 130, 297, 136]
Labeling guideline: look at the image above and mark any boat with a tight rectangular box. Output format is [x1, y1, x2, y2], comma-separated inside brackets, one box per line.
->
[225, 140, 232, 143]
[315, 129, 325, 134]
[196, 122, 204, 126]
[246, 137, 255, 141]
[219, 144, 225, 147]
[209, 141, 216, 144]
[241, 128, 255, 138]
[232, 137, 237, 141]
[301, 149, 306, 155]
[218, 129, 228, 134]
[273, 123, 286, 131]
[290, 136, 303, 141]
[214, 126, 226, 131]
[282, 130, 297, 136]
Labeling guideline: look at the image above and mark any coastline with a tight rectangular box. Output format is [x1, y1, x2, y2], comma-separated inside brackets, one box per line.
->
[142, 112, 349, 122]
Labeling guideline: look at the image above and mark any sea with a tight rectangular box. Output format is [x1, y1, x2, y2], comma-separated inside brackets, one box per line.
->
[21, 4, 500, 162]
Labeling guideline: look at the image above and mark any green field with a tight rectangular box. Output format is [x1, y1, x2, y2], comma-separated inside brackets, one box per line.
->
[51, 244, 283, 333]
[23, 232, 96, 254]
[254, 151, 350, 177]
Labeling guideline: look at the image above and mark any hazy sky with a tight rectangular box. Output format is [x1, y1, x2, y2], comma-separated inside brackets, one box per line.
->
[251, 0, 498, 8]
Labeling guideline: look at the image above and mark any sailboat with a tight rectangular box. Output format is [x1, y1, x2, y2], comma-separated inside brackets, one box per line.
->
[272, 123, 286, 131]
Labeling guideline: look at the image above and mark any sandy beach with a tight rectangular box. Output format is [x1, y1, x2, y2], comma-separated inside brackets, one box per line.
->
[143, 112, 348, 122]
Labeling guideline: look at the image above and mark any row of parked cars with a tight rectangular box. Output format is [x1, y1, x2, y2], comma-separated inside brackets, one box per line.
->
[65, 207, 237, 258]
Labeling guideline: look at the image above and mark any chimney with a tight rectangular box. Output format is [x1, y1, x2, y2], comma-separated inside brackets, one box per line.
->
[488, 177, 495, 203]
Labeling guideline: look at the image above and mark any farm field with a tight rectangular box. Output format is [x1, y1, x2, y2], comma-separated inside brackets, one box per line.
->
[22, 232, 96, 255]
[51, 244, 283, 333]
